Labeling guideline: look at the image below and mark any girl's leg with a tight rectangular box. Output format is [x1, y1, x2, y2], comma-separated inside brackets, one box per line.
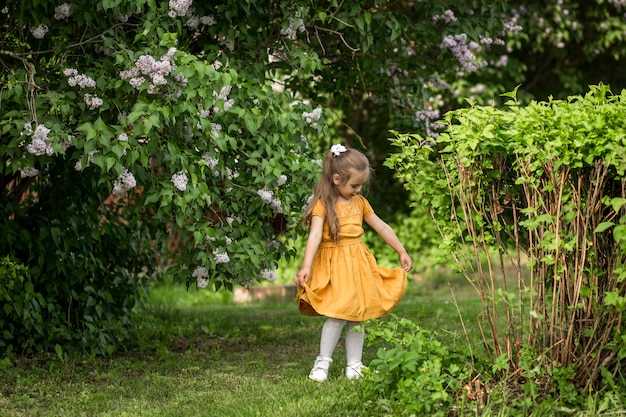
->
[345, 321, 366, 379]
[319, 317, 346, 357]
[309, 317, 346, 382]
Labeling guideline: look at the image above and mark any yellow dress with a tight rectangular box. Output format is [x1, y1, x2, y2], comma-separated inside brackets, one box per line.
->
[297, 195, 407, 321]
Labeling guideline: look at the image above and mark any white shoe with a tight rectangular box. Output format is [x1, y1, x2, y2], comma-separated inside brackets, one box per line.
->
[345, 361, 367, 380]
[309, 356, 333, 382]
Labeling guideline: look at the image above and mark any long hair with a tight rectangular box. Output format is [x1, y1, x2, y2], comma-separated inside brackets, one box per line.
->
[301, 147, 371, 242]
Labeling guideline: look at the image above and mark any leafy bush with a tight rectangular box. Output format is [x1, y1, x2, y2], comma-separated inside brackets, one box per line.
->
[0, 257, 35, 351]
[386, 84, 626, 393]
[1, 164, 161, 355]
[361, 315, 471, 416]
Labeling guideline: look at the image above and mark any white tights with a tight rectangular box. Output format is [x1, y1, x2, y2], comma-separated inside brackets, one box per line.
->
[318, 317, 364, 365]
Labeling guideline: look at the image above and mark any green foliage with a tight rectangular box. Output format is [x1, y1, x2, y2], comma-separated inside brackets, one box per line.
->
[387, 84, 626, 394]
[360, 315, 471, 416]
[0, 0, 516, 353]
[1, 164, 160, 355]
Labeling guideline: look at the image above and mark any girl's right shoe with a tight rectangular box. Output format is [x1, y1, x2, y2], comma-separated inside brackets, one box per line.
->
[309, 356, 333, 382]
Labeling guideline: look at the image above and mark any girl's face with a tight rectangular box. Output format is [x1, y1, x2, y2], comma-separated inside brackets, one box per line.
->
[333, 169, 369, 201]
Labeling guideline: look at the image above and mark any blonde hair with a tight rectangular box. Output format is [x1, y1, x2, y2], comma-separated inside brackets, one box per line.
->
[301, 147, 371, 242]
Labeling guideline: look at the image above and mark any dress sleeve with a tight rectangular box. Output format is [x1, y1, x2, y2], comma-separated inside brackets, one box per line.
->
[360, 195, 375, 217]
[311, 198, 326, 219]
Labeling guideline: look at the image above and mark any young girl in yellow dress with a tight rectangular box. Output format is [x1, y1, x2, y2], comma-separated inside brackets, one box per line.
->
[294, 144, 413, 382]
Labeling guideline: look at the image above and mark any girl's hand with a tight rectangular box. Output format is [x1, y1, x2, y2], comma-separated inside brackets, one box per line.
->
[294, 267, 310, 287]
[400, 253, 413, 272]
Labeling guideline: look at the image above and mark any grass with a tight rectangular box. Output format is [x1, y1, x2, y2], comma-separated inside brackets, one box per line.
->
[1, 270, 622, 416]
[0, 271, 481, 417]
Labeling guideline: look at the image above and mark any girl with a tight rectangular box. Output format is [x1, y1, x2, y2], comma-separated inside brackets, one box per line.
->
[294, 144, 413, 382]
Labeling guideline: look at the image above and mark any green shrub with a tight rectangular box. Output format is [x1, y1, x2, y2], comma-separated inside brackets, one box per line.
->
[361, 315, 471, 416]
[1, 164, 161, 355]
[387, 84, 626, 394]
[0, 256, 38, 351]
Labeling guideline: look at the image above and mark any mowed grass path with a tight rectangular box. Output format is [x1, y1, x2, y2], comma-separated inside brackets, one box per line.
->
[0, 277, 482, 417]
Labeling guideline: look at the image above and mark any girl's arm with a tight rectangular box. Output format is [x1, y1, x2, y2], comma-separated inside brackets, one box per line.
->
[364, 213, 413, 272]
[294, 215, 324, 287]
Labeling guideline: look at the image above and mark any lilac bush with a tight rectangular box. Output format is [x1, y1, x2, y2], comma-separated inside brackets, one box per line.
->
[0, 0, 512, 352]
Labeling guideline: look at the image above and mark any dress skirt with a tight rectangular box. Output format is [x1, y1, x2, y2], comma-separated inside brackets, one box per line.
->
[297, 237, 407, 322]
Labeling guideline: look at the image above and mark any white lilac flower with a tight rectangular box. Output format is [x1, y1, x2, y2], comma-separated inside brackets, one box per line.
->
[226, 167, 238, 180]
[83, 93, 103, 110]
[192, 266, 209, 279]
[171, 171, 188, 191]
[112, 169, 137, 196]
[20, 167, 39, 178]
[168, 0, 193, 17]
[54, 3, 71, 20]
[30, 24, 49, 39]
[117, 12, 132, 22]
[27, 138, 51, 156]
[186, 14, 200, 29]
[129, 77, 145, 89]
[217, 34, 235, 51]
[26, 124, 53, 156]
[120, 67, 139, 79]
[174, 72, 187, 85]
[121, 50, 179, 92]
[281, 16, 306, 38]
[270, 198, 283, 213]
[277, 174, 287, 186]
[223, 99, 234, 112]
[257, 188, 274, 203]
[67, 73, 97, 89]
[32, 124, 50, 140]
[61, 135, 73, 151]
[494, 55, 509, 68]
[162, 47, 177, 62]
[200, 15, 215, 25]
[266, 240, 280, 250]
[432, 10, 457, 23]
[118, 133, 129, 141]
[225, 237, 232, 245]
[210, 123, 222, 138]
[214, 98, 234, 113]
[213, 85, 232, 100]
[415, 110, 440, 122]
[260, 268, 278, 282]
[440, 34, 488, 73]
[302, 107, 322, 127]
[202, 153, 218, 169]
[75, 149, 100, 170]
[213, 249, 230, 264]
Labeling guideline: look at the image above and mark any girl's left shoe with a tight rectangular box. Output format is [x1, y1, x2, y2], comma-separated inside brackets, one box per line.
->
[345, 361, 367, 380]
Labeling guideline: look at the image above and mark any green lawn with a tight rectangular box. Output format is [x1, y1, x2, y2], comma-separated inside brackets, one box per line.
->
[2, 273, 613, 416]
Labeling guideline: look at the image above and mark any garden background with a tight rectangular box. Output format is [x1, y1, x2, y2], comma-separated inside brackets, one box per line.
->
[2, 1, 626, 415]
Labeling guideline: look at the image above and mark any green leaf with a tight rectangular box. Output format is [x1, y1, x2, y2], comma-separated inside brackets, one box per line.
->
[594, 221, 615, 233]
[244, 113, 258, 133]
[55, 344, 64, 361]
[614, 225, 626, 243]
[611, 197, 626, 213]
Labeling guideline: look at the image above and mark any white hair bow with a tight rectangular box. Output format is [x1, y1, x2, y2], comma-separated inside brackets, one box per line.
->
[330, 144, 347, 156]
